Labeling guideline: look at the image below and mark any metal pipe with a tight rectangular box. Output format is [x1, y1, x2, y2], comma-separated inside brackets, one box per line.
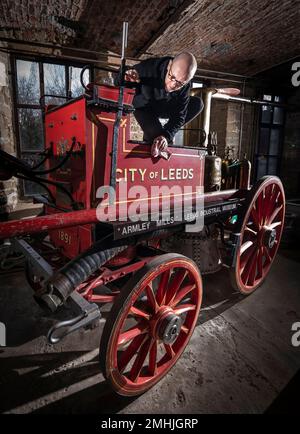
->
[202, 90, 214, 147]
[196, 67, 250, 79]
[0, 209, 99, 239]
[1, 45, 248, 84]
[121, 22, 128, 60]
[0, 188, 241, 240]
[212, 92, 293, 108]
[0, 37, 137, 61]
[0, 37, 250, 82]
[110, 21, 128, 191]
[238, 80, 246, 160]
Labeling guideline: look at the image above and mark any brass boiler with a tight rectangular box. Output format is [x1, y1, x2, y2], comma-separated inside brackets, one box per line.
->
[204, 132, 222, 192]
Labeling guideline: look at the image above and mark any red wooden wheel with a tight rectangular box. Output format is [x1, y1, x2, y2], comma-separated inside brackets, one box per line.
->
[99, 253, 203, 396]
[230, 176, 285, 294]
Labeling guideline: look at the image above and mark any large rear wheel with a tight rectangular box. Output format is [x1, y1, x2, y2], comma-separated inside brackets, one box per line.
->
[230, 176, 285, 294]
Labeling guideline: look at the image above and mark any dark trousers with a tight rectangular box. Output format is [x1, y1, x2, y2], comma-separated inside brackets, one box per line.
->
[134, 96, 203, 143]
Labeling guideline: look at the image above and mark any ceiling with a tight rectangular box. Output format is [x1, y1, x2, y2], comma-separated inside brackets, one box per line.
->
[0, 0, 299, 76]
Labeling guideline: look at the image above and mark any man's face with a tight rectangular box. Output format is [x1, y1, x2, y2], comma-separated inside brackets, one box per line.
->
[165, 60, 189, 93]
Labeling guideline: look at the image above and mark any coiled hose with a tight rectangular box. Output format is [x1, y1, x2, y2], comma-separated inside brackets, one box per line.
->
[36, 228, 181, 312]
[36, 234, 132, 312]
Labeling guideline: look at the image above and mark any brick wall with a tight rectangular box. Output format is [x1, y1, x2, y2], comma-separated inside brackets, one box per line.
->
[130, 114, 143, 141]
[240, 102, 256, 163]
[0, 51, 18, 217]
[210, 86, 257, 167]
[146, 0, 300, 76]
[210, 100, 243, 159]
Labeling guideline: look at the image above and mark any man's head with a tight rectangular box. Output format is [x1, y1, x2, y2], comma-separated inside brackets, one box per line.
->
[165, 52, 197, 93]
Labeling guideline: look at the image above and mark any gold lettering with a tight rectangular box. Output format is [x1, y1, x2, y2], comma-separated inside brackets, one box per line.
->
[139, 168, 147, 181]
[169, 168, 175, 180]
[161, 169, 168, 180]
[116, 168, 123, 182]
[58, 230, 71, 245]
[128, 168, 137, 182]
[182, 169, 188, 179]
[176, 168, 182, 179]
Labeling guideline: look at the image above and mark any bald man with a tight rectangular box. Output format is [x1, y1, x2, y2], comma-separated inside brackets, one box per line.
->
[116, 52, 203, 157]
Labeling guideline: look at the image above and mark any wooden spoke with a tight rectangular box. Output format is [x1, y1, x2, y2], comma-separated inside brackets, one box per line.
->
[156, 269, 171, 306]
[165, 269, 188, 305]
[145, 282, 159, 313]
[244, 226, 257, 236]
[268, 204, 283, 225]
[171, 283, 196, 308]
[173, 303, 196, 315]
[118, 322, 148, 346]
[240, 240, 254, 255]
[148, 340, 158, 376]
[128, 338, 152, 382]
[164, 343, 176, 359]
[118, 334, 148, 373]
[129, 306, 151, 320]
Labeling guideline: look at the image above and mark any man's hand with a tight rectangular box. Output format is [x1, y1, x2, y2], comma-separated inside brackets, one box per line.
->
[151, 135, 168, 157]
[125, 69, 140, 83]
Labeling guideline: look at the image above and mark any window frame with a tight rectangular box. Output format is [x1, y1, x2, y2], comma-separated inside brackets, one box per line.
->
[11, 53, 94, 198]
[254, 93, 286, 181]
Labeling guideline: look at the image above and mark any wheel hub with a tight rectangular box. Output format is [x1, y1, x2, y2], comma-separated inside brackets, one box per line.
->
[263, 227, 277, 249]
[158, 313, 183, 344]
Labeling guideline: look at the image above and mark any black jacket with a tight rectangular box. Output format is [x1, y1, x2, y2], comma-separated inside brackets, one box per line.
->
[115, 56, 192, 142]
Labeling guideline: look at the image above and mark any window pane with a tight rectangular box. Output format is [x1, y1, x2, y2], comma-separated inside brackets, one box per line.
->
[44, 63, 66, 104]
[258, 127, 269, 154]
[44, 96, 66, 105]
[269, 129, 280, 155]
[21, 153, 45, 169]
[192, 82, 204, 89]
[268, 157, 278, 175]
[70, 66, 90, 97]
[256, 156, 267, 179]
[273, 107, 284, 125]
[18, 108, 44, 151]
[16, 60, 40, 104]
[23, 179, 45, 196]
[263, 94, 272, 101]
[21, 153, 46, 196]
[261, 105, 272, 123]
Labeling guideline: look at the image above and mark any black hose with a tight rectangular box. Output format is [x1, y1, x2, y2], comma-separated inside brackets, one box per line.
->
[17, 175, 56, 204]
[32, 139, 76, 176]
[36, 234, 132, 312]
[37, 227, 181, 312]
[29, 175, 78, 210]
[80, 65, 90, 92]
[31, 153, 51, 170]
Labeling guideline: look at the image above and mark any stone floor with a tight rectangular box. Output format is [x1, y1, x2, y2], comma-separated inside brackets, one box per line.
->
[0, 248, 299, 414]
